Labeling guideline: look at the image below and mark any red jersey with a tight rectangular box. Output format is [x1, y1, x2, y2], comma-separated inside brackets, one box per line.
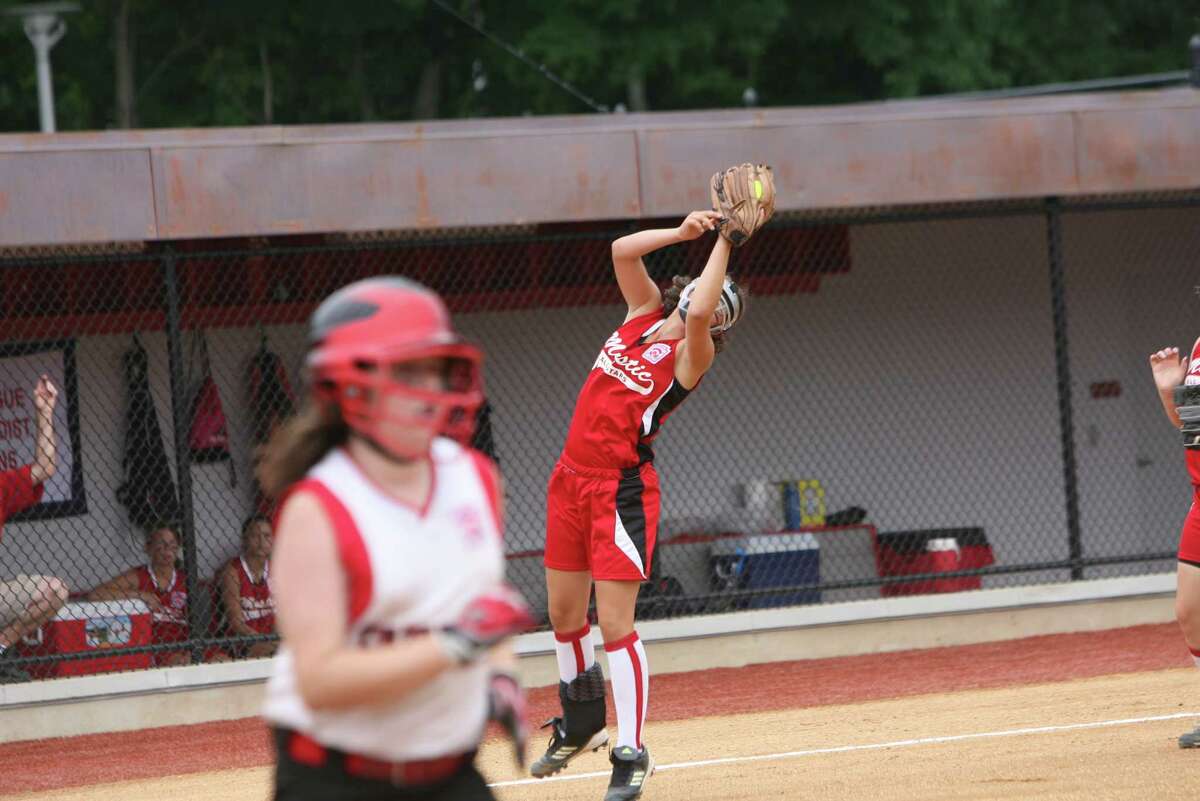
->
[563, 307, 694, 469]
[228, 556, 274, 634]
[1185, 338, 1200, 486]
[0, 464, 44, 538]
[1187, 451, 1200, 488]
[134, 565, 189, 643]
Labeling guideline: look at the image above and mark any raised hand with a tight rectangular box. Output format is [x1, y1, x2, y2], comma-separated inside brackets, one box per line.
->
[33, 375, 57, 418]
[1150, 347, 1187, 392]
[675, 210, 723, 242]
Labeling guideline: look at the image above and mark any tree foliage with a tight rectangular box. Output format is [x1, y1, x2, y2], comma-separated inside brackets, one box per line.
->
[0, 0, 1193, 132]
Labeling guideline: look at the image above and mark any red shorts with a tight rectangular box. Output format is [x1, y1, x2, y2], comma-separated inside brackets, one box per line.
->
[1180, 492, 1200, 566]
[544, 455, 659, 581]
[152, 621, 191, 666]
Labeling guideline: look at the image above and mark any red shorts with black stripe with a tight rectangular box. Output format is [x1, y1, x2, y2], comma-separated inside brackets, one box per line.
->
[544, 455, 658, 581]
[1180, 490, 1200, 566]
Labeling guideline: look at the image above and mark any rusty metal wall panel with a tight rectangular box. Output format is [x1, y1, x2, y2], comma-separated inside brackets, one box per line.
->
[1076, 106, 1200, 194]
[0, 149, 157, 246]
[1, 89, 1197, 246]
[638, 113, 1080, 215]
[152, 132, 642, 239]
[0, 127, 289, 154]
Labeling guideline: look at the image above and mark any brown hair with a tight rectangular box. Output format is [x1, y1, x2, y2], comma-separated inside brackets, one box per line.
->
[144, 525, 179, 547]
[240, 514, 271, 540]
[255, 400, 348, 499]
[660, 274, 749, 354]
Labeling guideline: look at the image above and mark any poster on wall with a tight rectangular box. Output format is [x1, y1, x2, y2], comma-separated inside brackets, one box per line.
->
[0, 340, 86, 520]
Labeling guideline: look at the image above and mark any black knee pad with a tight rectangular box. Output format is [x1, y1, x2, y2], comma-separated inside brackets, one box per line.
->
[560, 662, 606, 736]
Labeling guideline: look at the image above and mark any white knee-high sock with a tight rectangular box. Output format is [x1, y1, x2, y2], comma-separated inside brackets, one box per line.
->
[554, 625, 595, 684]
[604, 632, 649, 750]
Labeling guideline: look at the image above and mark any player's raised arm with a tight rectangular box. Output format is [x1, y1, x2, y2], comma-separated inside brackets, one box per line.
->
[1150, 344, 1189, 429]
[611, 211, 721, 320]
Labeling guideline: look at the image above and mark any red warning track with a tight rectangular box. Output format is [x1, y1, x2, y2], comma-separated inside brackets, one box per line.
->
[0, 622, 1190, 797]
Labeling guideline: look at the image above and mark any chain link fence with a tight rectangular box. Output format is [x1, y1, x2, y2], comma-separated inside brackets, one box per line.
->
[0, 193, 1197, 679]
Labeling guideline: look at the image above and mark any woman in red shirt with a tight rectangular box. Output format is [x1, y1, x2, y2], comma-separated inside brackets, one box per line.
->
[533, 210, 748, 800]
[88, 525, 191, 666]
[1151, 339, 1200, 748]
[0, 376, 66, 684]
[215, 514, 276, 659]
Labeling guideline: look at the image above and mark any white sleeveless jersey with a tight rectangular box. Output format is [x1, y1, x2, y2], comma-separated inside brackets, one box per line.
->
[262, 438, 505, 761]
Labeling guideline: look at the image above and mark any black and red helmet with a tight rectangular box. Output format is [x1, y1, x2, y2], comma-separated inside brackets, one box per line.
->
[305, 277, 483, 458]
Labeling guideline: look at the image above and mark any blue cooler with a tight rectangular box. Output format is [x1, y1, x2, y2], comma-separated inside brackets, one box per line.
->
[710, 533, 821, 609]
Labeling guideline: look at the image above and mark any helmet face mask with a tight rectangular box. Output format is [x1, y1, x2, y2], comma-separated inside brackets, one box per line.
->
[306, 278, 484, 460]
[677, 276, 745, 334]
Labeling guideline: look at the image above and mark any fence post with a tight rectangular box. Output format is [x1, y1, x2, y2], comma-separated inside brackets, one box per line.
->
[1045, 198, 1083, 580]
[162, 248, 203, 662]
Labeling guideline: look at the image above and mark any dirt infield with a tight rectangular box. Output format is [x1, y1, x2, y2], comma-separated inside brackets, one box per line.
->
[1, 622, 1195, 800]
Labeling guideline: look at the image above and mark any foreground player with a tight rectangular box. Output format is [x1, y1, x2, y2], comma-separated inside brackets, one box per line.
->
[533, 165, 774, 800]
[259, 276, 535, 800]
[1150, 338, 1200, 748]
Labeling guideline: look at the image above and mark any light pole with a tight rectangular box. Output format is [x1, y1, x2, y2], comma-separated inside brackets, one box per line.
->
[1191, 33, 1200, 89]
[4, 3, 80, 133]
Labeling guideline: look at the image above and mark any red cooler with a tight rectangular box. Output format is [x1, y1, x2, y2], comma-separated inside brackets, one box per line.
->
[21, 600, 153, 678]
[874, 528, 995, 597]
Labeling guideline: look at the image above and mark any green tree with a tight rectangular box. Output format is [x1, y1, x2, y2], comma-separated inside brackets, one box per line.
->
[0, 0, 1193, 132]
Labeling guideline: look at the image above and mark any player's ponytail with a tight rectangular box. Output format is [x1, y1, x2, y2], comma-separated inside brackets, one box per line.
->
[660, 275, 691, 317]
[256, 399, 348, 498]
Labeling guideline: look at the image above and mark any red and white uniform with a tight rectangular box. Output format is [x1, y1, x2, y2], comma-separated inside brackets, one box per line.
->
[227, 556, 274, 634]
[134, 565, 189, 644]
[1181, 339, 1200, 565]
[263, 438, 504, 761]
[546, 307, 693, 580]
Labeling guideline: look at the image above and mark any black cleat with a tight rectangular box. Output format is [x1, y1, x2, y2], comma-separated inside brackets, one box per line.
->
[1180, 725, 1200, 748]
[604, 745, 654, 801]
[529, 717, 609, 778]
[531, 662, 609, 778]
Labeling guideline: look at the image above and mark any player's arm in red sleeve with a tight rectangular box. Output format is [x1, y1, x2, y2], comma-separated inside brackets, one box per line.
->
[611, 211, 722, 321]
[0, 466, 44, 518]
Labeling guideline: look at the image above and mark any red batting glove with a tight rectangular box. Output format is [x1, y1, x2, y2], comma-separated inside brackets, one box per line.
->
[435, 585, 536, 665]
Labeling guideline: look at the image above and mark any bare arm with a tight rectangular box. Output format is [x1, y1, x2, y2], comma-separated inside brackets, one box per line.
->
[29, 376, 57, 485]
[675, 236, 732, 388]
[86, 569, 150, 604]
[612, 211, 722, 320]
[273, 491, 455, 712]
[1150, 345, 1189, 429]
[220, 565, 256, 636]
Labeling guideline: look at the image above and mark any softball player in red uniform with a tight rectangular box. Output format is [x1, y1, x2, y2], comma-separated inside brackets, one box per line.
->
[1151, 338, 1200, 748]
[533, 210, 747, 800]
[87, 526, 191, 666]
[259, 277, 535, 800]
[215, 515, 276, 659]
